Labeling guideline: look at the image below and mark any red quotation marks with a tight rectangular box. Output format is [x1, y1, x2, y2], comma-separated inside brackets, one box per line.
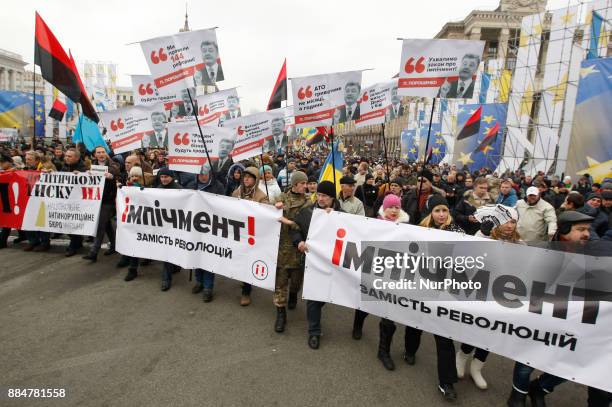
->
[174, 132, 190, 145]
[247, 216, 255, 245]
[237, 126, 245, 136]
[297, 86, 313, 100]
[358, 91, 369, 104]
[138, 83, 154, 96]
[331, 228, 346, 266]
[110, 118, 124, 131]
[198, 105, 210, 115]
[404, 56, 426, 74]
[150, 48, 168, 64]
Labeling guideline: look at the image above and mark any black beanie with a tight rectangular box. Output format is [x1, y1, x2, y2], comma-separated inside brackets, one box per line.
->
[158, 167, 174, 178]
[424, 194, 449, 215]
[317, 181, 336, 198]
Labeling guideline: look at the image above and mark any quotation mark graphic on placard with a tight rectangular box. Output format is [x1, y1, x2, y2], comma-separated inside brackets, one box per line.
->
[150, 48, 168, 64]
[404, 56, 426, 74]
[237, 126, 245, 136]
[138, 83, 154, 96]
[297, 86, 313, 100]
[110, 118, 124, 131]
[358, 91, 369, 104]
[198, 105, 210, 115]
[173, 132, 190, 145]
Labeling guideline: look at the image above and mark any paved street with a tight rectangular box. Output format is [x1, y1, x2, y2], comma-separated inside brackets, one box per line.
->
[1, 239, 586, 407]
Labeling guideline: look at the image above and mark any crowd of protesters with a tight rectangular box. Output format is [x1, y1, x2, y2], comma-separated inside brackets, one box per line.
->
[1, 138, 611, 406]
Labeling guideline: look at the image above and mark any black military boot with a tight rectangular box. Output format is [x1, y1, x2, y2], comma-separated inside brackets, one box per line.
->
[528, 380, 547, 407]
[352, 310, 367, 340]
[124, 268, 138, 282]
[275, 307, 287, 333]
[507, 388, 527, 407]
[288, 292, 298, 310]
[377, 320, 396, 371]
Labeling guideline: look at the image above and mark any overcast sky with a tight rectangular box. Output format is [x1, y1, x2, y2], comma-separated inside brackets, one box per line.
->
[2, 0, 578, 113]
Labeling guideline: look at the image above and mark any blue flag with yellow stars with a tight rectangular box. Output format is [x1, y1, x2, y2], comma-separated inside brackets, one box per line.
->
[419, 123, 444, 164]
[400, 129, 419, 162]
[564, 57, 612, 184]
[0, 91, 45, 137]
[454, 103, 507, 172]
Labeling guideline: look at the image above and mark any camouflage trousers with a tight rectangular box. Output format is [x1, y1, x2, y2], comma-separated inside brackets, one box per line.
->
[273, 267, 304, 307]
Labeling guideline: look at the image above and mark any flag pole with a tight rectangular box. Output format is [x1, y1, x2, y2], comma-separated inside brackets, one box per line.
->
[330, 126, 337, 193]
[186, 89, 217, 182]
[416, 97, 437, 203]
[31, 65, 37, 149]
[381, 122, 391, 188]
[260, 146, 269, 201]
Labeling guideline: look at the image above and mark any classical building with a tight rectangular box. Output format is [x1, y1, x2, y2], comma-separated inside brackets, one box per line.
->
[0, 49, 27, 91]
[435, 0, 548, 70]
[337, 0, 550, 158]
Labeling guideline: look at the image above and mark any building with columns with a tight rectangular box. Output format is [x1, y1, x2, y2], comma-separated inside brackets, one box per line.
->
[337, 0, 550, 158]
[0, 49, 27, 92]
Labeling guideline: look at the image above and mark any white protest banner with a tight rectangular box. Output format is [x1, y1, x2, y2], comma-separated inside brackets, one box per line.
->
[167, 121, 236, 173]
[90, 165, 108, 175]
[116, 188, 281, 290]
[398, 39, 485, 98]
[291, 71, 362, 129]
[195, 88, 240, 126]
[19, 171, 105, 236]
[99, 104, 167, 152]
[355, 80, 395, 128]
[223, 109, 286, 161]
[140, 28, 221, 95]
[131, 74, 178, 107]
[303, 210, 612, 393]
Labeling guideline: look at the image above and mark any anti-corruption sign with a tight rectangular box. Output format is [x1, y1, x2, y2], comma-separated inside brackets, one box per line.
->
[166, 121, 236, 174]
[291, 70, 362, 129]
[139, 28, 222, 95]
[0, 171, 105, 236]
[303, 210, 612, 393]
[99, 104, 168, 153]
[116, 188, 281, 290]
[354, 80, 395, 128]
[398, 39, 485, 98]
[223, 109, 286, 162]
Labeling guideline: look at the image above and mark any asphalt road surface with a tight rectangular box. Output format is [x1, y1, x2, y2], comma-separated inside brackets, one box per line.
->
[0, 239, 587, 407]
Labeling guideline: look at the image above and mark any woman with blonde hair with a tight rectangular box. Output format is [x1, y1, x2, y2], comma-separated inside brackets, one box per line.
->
[406, 195, 463, 400]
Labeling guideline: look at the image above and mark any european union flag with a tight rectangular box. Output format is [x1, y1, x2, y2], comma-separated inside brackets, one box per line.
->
[565, 57, 612, 183]
[401, 129, 419, 161]
[419, 123, 443, 164]
[0, 91, 45, 137]
[455, 103, 507, 172]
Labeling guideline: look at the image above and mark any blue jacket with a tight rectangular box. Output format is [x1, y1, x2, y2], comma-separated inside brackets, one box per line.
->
[496, 189, 518, 207]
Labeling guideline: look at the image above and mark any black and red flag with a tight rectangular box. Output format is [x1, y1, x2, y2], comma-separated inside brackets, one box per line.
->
[473, 122, 500, 153]
[34, 12, 99, 123]
[456, 105, 481, 140]
[48, 98, 67, 121]
[266, 59, 287, 111]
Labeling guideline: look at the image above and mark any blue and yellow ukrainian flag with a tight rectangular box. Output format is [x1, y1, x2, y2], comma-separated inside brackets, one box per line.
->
[0, 91, 45, 136]
[318, 142, 344, 196]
